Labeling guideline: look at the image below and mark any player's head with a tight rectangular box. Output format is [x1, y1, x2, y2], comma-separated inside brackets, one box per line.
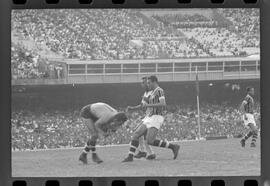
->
[147, 75, 158, 90]
[247, 87, 255, 96]
[111, 112, 128, 125]
[80, 106, 91, 119]
[141, 76, 149, 90]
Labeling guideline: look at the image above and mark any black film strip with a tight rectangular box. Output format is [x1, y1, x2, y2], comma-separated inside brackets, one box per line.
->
[0, 0, 269, 185]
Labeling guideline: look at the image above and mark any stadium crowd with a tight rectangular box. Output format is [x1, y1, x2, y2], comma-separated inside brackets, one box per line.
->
[11, 9, 259, 69]
[154, 9, 259, 57]
[152, 13, 218, 28]
[11, 103, 260, 151]
[180, 28, 250, 57]
[11, 43, 64, 79]
[11, 43, 44, 79]
[219, 9, 259, 38]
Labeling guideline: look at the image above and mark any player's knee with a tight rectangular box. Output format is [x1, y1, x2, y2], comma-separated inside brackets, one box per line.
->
[132, 133, 140, 140]
[132, 135, 138, 141]
[87, 139, 96, 146]
[249, 124, 256, 131]
[91, 134, 98, 141]
[147, 138, 155, 145]
[143, 131, 147, 140]
[252, 128, 258, 134]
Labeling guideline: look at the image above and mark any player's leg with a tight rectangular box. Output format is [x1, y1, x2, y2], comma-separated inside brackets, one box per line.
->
[134, 122, 147, 158]
[134, 136, 147, 159]
[139, 136, 145, 152]
[146, 126, 180, 160]
[240, 129, 253, 147]
[241, 114, 257, 147]
[249, 123, 258, 147]
[122, 124, 147, 162]
[79, 118, 103, 164]
[87, 119, 104, 163]
[79, 118, 95, 164]
[241, 114, 251, 147]
[143, 130, 156, 160]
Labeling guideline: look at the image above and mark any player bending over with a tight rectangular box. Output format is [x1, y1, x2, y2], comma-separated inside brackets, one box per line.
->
[122, 76, 180, 162]
[126, 76, 156, 160]
[240, 87, 258, 148]
[79, 102, 128, 164]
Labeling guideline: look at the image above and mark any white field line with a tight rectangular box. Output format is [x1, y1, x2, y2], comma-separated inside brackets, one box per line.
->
[12, 139, 206, 152]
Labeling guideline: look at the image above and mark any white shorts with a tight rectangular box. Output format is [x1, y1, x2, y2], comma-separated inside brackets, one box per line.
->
[243, 113, 256, 127]
[143, 115, 164, 130]
[141, 115, 149, 122]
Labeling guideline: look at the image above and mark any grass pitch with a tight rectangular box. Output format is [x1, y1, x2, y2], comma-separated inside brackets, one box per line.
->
[12, 138, 260, 177]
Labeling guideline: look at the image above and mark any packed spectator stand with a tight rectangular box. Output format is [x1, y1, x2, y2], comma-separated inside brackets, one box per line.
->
[11, 103, 260, 151]
[11, 9, 259, 79]
[12, 42, 64, 79]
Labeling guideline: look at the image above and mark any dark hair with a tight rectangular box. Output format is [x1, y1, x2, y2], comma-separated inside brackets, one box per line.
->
[246, 87, 254, 92]
[148, 75, 158, 83]
[141, 76, 148, 82]
[114, 112, 128, 122]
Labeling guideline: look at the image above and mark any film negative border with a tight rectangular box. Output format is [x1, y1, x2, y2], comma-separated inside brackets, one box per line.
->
[8, 177, 263, 186]
[1, 0, 270, 185]
[9, 0, 261, 8]
[10, 0, 260, 5]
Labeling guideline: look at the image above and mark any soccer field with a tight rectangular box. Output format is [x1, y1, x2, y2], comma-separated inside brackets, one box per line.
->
[12, 138, 260, 177]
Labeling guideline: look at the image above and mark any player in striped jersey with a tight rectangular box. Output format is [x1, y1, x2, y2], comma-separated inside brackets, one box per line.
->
[240, 87, 258, 148]
[122, 76, 180, 162]
[126, 77, 156, 160]
[78, 102, 128, 164]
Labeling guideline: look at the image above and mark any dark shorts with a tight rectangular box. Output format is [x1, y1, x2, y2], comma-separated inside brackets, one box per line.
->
[80, 104, 98, 122]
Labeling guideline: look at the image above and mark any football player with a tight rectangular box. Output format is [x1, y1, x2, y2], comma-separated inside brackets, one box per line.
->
[123, 76, 180, 162]
[126, 76, 156, 160]
[240, 87, 258, 147]
[79, 102, 127, 164]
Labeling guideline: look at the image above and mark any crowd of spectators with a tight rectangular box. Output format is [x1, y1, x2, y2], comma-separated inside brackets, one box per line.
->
[11, 43, 64, 79]
[219, 8, 259, 51]
[152, 13, 218, 28]
[12, 9, 176, 60]
[11, 9, 260, 80]
[11, 103, 260, 151]
[152, 9, 259, 57]
[219, 9, 259, 38]
[12, 9, 260, 62]
[179, 28, 249, 57]
[142, 38, 210, 58]
[11, 42, 45, 79]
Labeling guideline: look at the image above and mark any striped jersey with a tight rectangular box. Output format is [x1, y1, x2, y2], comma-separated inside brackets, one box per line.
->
[141, 90, 152, 116]
[243, 94, 254, 114]
[148, 86, 165, 116]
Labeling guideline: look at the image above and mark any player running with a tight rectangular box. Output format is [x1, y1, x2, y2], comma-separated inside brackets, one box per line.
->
[240, 87, 258, 148]
[122, 75, 180, 162]
[126, 77, 156, 160]
[78, 102, 128, 164]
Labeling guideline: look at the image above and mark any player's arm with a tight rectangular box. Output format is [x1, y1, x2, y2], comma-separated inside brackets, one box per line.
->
[127, 104, 142, 111]
[144, 101, 166, 108]
[240, 99, 248, 114]
[240, 99, 248, 120]
[127, 96, 147, 111]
